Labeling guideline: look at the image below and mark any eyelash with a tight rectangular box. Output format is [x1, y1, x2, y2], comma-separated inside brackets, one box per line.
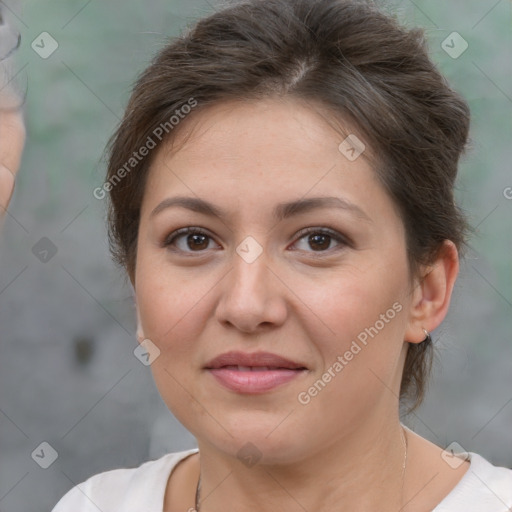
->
[162, 226, 351, 257]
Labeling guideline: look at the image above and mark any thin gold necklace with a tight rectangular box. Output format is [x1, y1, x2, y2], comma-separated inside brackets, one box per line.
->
[194, 425, 408, 511]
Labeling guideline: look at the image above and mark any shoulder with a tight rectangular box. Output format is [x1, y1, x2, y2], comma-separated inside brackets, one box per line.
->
[51, 448, 199, 512]
[434, 451, 512, 511]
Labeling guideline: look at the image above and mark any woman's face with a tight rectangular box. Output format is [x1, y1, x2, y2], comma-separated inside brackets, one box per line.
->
[134, 97, 419, 463]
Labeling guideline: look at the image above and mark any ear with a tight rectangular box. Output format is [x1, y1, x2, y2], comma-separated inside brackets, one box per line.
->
[404, 240, 459, 344]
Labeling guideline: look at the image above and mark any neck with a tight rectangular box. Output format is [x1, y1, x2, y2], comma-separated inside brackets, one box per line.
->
[195, 417, 408, 512]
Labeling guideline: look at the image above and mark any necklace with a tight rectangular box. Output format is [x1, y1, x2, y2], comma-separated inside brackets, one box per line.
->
[195, 470, 201, 512]
[194, 425, 408, 511]
[400, 423, 408, 506]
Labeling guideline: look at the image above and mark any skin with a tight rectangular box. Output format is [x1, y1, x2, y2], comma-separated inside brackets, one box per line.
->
[133, 97, 469, 511]
[0, 93, 25, 227]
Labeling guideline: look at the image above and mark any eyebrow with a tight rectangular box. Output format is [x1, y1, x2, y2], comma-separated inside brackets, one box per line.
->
[149, 195, 373, 223]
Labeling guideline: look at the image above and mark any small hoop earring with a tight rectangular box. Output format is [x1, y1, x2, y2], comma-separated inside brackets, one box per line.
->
[422, 328, 432, 344]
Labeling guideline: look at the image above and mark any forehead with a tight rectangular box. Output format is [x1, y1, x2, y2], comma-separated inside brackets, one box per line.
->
[141, 97, 382, 209]
[159, 96, 369, 166]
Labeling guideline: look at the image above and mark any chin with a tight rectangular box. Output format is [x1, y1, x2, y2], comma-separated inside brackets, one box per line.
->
[193, 414, 312, 466]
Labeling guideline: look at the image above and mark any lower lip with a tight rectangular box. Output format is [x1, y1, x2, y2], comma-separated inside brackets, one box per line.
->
[207, 368, 306, 393]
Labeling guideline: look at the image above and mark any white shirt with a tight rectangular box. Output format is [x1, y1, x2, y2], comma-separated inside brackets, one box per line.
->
[52, 449, 512, 511]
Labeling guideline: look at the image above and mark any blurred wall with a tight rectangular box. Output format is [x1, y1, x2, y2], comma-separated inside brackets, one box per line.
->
[0, 1, 510, 510]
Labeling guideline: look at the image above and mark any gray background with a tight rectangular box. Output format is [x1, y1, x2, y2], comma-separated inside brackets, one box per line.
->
[0, 0, 511, 510]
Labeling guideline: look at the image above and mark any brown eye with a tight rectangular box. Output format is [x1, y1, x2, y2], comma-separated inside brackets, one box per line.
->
[292, 227, 349, 253]
[307, 233, 331, 251]
[164, 227, 218, 253]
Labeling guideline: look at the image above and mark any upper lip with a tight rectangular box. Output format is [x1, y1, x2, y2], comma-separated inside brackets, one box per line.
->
[204, 351, 307, 370]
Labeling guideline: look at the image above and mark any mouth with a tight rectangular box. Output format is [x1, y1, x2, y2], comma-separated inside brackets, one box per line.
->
[217, 365, 303, 371]
[204, 351, 308, 394]
[204, 350, 307, 370]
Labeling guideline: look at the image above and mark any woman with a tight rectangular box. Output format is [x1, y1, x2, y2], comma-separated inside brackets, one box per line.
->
[53, 0, 512, 510]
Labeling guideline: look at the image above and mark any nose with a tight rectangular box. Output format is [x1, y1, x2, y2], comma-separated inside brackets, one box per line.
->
[214, 247, 288, 334]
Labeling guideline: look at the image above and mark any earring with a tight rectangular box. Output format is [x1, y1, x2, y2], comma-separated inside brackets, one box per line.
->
[422, 328, 432, 344]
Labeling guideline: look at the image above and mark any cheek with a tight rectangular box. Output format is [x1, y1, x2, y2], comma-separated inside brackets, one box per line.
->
[135, 262, 215, 430]
[134, 256, 216, 407]
[297, 250, 409, 394]
[293, 283, 407, 436]
[303, 257, 407, 343]
[136, 248, 210, 342]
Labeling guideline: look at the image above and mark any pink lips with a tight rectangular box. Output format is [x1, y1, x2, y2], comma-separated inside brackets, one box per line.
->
[204, 351, 308, 394]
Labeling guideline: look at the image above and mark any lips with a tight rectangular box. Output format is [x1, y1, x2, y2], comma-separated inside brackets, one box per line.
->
[220, 365, 288, 371]
[204, 351, 306, 370]
[204, 351, 308, 394]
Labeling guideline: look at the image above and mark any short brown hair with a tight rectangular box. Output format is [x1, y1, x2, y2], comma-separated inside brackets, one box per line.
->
[105, 0, 471, 412]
